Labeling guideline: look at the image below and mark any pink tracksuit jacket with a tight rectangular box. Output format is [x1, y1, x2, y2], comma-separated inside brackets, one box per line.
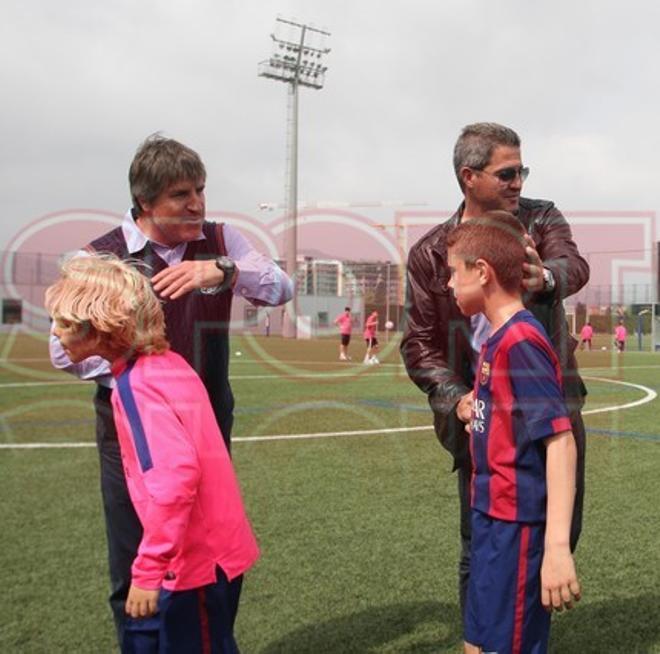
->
[110, 350, 259, 591]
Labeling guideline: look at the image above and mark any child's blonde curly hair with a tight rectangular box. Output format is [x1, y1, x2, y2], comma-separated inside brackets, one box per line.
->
[45, 254, 169, 357]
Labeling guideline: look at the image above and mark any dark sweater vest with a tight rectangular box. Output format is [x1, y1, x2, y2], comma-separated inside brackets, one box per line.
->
[88, 221, 234, 445]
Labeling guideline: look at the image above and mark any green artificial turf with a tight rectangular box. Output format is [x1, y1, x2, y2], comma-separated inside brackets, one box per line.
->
[0, 334, 659, 652]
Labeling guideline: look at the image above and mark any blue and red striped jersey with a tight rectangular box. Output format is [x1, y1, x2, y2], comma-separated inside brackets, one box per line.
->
[469, 310, 571, 523]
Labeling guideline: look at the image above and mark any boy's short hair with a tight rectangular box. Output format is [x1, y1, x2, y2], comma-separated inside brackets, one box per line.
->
[447, 210, 527, 293]
[129, 133, 206, 213]
[45, 254, 169, 357]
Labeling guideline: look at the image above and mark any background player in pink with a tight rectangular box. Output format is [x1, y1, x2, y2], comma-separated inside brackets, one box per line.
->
[447, 212, 581, 654]
[614, 320, 628, 353]
[579, 321, 593, 350]
[363, 310, 380, 364]
[334, 306, 353, 361]
[46, 255, 259, 654]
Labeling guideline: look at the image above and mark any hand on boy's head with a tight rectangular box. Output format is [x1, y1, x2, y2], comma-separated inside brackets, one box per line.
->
[522, 234, 545, 293]
[125, 584, 160, 618]
[152, 260, 224, 300]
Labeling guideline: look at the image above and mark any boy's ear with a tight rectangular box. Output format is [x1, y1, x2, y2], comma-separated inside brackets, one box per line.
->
[475, 258, 491, 285]
[474, 259, 492, 286]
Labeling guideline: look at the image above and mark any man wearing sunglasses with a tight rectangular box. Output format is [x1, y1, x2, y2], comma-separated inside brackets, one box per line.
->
[400, 122, 589, 617]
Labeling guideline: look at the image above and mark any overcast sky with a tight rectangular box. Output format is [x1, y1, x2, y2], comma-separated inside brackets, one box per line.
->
[2, 0, 660, 252]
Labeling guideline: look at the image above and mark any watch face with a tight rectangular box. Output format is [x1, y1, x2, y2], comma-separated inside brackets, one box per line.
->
[543, 269, 554, 290]
[216, 256, 235, 273]
[215, 256, 236, 292]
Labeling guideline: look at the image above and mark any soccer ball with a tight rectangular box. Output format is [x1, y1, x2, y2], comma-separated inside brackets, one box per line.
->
[385, 320, 394, 330]
[235, 351, 243, 357]
[601, 346, 607, 351]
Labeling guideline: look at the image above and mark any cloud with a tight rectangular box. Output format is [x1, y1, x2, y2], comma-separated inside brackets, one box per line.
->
[1, 0, 659, 250]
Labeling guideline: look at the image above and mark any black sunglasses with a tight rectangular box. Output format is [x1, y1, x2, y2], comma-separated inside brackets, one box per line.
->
[479, 165, 530, 184]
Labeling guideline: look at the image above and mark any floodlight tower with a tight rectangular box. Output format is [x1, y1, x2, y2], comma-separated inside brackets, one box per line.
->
[259, 17, 331, 337]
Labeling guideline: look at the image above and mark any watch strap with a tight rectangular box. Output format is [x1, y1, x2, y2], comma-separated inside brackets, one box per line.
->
[215, 257, 236, 293]
[542, 267, 556, 293]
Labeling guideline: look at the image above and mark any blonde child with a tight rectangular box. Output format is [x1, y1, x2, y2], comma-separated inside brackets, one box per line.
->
[46, 254, 258, 654]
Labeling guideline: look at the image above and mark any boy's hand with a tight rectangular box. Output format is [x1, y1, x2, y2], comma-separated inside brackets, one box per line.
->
[541, 545, 581, 612]
[125, 584, 160, 618]
[456, 391, 474, 435]
[456, 391, 473, 422]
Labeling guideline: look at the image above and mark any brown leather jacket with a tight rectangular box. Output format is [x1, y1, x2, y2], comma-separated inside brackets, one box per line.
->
[400, 197, 589, 470]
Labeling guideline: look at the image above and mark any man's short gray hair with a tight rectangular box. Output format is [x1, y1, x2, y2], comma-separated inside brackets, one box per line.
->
[453, 123, 520, 191]
[129, 133, 206, 213]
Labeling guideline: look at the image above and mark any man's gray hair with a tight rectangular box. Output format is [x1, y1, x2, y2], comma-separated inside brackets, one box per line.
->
[129, 133, 206, 213]
[453, 123, 520, 191]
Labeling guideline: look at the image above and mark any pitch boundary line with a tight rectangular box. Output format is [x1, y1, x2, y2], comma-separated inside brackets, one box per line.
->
[581, 375, 657, 415]
[0, 370, 402, 388]
[0, 357, 403, 367]
[1, 376, 655, 450]
[1, 363, 659, 390]
[0, 426, 434, 450]
[3, 359, 660, 371]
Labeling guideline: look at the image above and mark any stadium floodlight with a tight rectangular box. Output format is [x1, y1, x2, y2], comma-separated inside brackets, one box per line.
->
[259, 17, 331, 338]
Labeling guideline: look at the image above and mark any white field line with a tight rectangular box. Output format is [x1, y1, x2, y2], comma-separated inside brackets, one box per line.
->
[228, 371, 397, 380]
[3, 357, 659, 373]
[0, 425, 436, 449]
[0, 356, 402, 367]
[0, 376, 656, 450]
[0, 370, 402, 388]
[3, 356, 660, 375]
[581, 376, 657, 415]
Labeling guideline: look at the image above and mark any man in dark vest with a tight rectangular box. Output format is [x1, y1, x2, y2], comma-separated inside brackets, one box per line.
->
[49, 134, 293, 645]
[400, 122, 589, 621]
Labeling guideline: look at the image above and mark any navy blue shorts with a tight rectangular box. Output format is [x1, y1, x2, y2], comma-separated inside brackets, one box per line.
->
[464, 511, 550, 654]
[122, 568, 243, 654]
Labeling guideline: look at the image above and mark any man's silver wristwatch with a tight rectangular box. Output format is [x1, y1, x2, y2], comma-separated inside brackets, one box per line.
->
[200, 256, 236, 295]
[542, 267, 556, 293]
